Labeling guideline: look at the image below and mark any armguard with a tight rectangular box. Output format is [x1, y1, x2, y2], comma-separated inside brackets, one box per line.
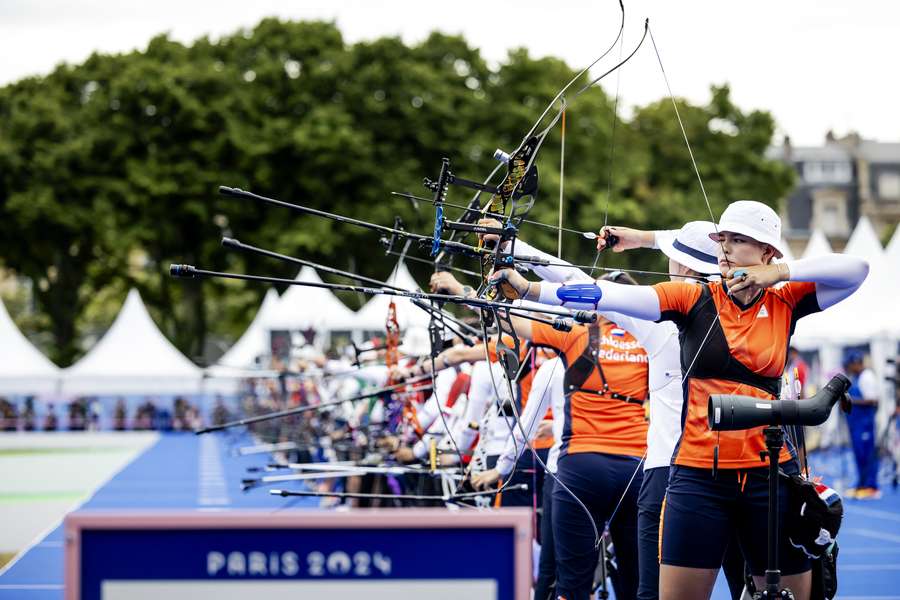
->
[556, 282, 603, 308]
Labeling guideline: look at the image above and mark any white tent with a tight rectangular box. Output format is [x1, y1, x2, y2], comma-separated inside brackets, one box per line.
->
[263, 267, 358, 332]
[0, 299, 60, 395]
[61, 289, 203, 395]
[801, 229, 833, 259]
[214, 288, 279, 370]
[887, 225, 900, 272]
[354, 262, 431, 332]
[793, 217, 894, 345]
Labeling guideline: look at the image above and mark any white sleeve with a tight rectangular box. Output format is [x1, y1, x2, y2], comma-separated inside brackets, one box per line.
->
[354, 365, 390, 387]
[411, 371, 459, 458]
[493, 359, 559, 476]
[785, 254, 869, 310]
[538, 280, 662, 320]
[512, 240, 592, 283]
[858, 369, 881, 402]
[443, 361, 496, 456]
[416, 396, 441, 434]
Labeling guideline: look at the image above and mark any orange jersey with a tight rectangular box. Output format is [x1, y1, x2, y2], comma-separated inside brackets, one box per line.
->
[532, 319, 649, 457]
[485, 335, 517, 362]
[654, 280, 820, 469]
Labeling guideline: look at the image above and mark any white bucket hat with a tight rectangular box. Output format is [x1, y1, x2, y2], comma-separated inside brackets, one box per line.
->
[656, 221, 721, 275]
[709, 200, 785, 258]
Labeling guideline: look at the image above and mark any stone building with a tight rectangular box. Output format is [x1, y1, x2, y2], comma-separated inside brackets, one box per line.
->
[768, 132, 900, 254]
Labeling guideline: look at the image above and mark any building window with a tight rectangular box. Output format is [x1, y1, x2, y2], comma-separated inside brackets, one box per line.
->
[821, 205, 840, 234]
[803, 161, 852, 184]
[878, 172, 900, 199]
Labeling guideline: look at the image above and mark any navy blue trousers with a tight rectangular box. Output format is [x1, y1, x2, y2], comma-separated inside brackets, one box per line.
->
[637, 466, 748, 600]
[636, 466, 667, 600]
[552, 452, 643, 600]
[535, 475, 556, 600]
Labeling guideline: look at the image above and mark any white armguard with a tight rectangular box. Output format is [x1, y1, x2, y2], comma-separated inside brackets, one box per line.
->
[513, 240, 592, 283]
[785, 254, 869, 310]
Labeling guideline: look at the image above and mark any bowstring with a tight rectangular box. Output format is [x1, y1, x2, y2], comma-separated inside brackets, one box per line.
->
[591, 16, 626, 278]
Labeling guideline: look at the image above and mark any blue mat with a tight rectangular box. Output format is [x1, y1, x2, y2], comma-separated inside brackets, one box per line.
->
[0, 431, 314, 599]
[1, 440, 898, 599]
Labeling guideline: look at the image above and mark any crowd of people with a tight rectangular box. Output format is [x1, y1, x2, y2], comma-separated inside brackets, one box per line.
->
[0, 395, 201, 432]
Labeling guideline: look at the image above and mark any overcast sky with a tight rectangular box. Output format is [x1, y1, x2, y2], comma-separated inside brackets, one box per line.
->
[1, 0, 896, 146]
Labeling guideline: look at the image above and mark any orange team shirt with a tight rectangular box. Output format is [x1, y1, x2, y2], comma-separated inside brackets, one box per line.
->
[531, 319, 649, 457]
[485, 338, 557, 449]
[653, 280, 820, 469]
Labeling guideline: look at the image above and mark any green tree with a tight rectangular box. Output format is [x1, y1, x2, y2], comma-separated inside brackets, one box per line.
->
[0, 19, 795, 366]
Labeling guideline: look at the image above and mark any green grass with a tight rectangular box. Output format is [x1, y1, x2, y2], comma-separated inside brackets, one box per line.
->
[0, 447, 132, 457]
[0, 491, 87, 503]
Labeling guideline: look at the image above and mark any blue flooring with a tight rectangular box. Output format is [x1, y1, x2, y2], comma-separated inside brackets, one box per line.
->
[1, 439, 898, 599]
[0, 431, 315, 599]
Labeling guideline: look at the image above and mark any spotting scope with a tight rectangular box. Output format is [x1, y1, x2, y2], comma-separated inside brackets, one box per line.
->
[708, 374, 851, 432]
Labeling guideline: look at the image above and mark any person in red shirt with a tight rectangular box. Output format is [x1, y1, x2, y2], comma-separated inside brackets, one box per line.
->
[490, 201, 868, 600]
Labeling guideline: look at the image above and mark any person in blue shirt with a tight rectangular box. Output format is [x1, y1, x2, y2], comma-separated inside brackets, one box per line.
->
[844, 350, 882, 499]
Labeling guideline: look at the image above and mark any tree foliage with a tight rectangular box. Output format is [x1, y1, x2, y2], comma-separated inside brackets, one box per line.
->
[0, 19, 795, 365]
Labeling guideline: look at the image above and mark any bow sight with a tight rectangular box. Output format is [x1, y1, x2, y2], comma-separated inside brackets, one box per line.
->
[423, 137, 540, 302]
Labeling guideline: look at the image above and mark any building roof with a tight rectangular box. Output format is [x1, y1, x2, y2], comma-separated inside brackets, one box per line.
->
[766, 143, 851, 163]
[768, 137, 900, 165]
[857, 140, 900, 164]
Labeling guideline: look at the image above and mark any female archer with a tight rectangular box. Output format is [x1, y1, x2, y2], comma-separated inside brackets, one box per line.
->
[489, 200, 868, 600]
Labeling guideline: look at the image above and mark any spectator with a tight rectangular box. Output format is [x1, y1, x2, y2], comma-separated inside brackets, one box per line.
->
[134, 399, 156, 430]
[88, 398, 102, 431]
[173, 397, 190, 431]
[786, 346, 810, 395]
[154, 403, 173, 431]
[0, 398, 17, 431]
[43, 403, 59, 431]
[68, 398, 87, 431]
[844, 351, 881, 499]
[113, 398, 127, 431]
[22, 397, 36, 431]
[212, 395, 230, 427]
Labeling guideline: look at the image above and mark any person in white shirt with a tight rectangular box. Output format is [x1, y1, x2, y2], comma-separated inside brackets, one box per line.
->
[473, 356, 565, 600]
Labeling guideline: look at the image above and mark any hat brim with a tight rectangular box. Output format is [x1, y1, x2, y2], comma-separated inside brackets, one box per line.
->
[709, 224, 784, 259]
[657, 232, 721, 275]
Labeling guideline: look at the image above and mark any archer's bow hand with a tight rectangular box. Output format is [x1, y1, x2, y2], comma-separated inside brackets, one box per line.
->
[596, 226, 651, 253]
[487, 268, 532, 299]
[430, 271, 465, 296]
[724, 263, 788, 295]
[471, 468, 501, 490]
[476, 218, 504, 248]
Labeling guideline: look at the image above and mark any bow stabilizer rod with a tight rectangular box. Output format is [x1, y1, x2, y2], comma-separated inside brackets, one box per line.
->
[170, 263, 597, 323]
